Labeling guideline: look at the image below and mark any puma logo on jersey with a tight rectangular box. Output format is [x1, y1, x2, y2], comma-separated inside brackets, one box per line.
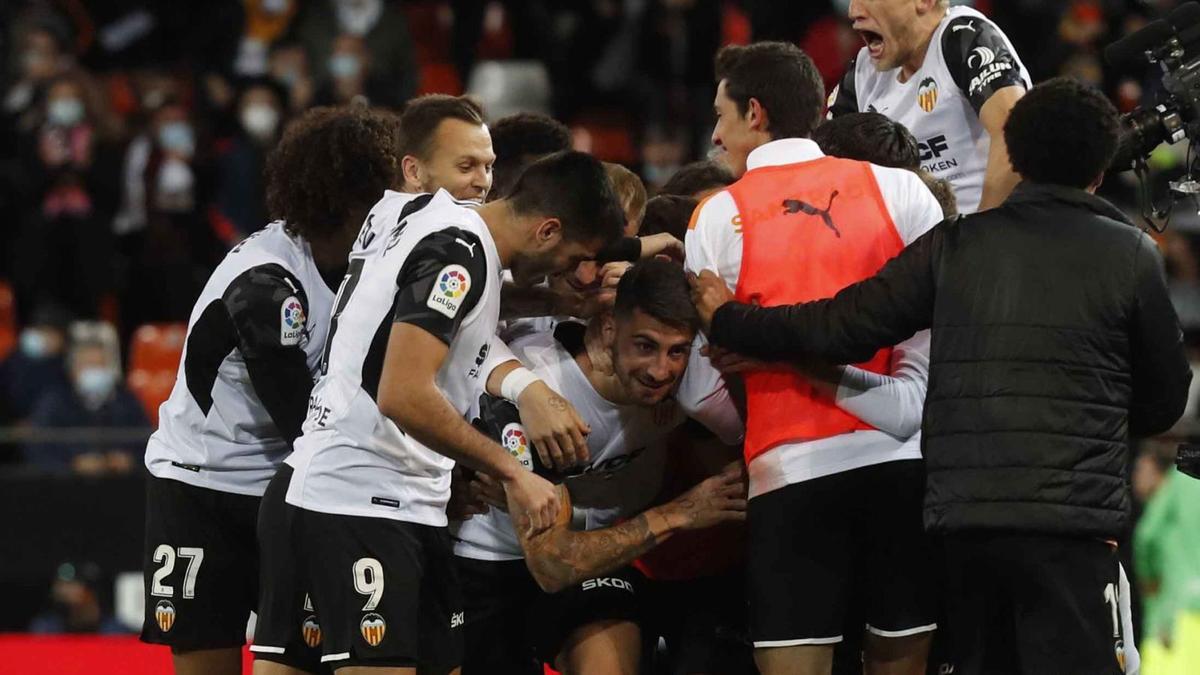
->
[455, 238, 477, 257]
[951, 20, 975, 32]
[782, 191, 841, 238]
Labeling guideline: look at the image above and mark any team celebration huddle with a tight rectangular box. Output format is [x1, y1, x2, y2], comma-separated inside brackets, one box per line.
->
[139, 1, 1192, 674]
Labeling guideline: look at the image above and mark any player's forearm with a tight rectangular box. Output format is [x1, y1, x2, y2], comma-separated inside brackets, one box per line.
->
[524, 507, 677, 593]
[978, 138, 1019, 211]
[380, 384, 522, 483]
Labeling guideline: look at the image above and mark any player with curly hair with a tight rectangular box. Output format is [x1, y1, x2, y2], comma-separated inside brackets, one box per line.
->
[140, 105, 404, 675]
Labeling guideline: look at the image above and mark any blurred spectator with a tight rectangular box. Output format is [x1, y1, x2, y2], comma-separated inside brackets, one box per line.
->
[315, 33, 378, 106]
[0, 304, 72, 430]
[232, 0, 301, 77]
[294, 0, 417, 108]
[3, 15, 72, 127]
[657, 159, 733, 199]
[119, 99, 221, 327]
[214, 77, 288, 241]
[29, 562, 127, 635]
[9, 69, 123, 320]
[1135, 447, 1200, 670]
[268, 42, 316, 114]
[23, 325, 147, 475]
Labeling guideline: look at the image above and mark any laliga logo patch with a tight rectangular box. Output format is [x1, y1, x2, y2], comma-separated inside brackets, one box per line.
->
[301, 615, 322, 648]
[918, 77, 938, 113]
[154, 600, 176, 633]
[427, 264, 471, 318]
[360, 612, 386, 646]
[502, 423, 533, 470]
[280, 296, 306, 346]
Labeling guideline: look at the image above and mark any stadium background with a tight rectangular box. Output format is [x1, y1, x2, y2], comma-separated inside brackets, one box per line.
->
[1, 0, 1198, 673]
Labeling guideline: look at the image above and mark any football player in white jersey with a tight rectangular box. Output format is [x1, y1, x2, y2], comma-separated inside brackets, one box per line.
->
[139, 107, 404, 675]
[453, 260, 746, 675]
[263, 151, 625, 675]
[827, 0, 1031, 213]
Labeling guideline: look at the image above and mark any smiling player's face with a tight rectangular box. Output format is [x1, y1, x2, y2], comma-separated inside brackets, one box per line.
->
[610, 309, 694, 406]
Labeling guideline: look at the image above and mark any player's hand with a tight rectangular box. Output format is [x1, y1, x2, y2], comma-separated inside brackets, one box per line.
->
[663, 462, 747, 530]
[518, 380, 591, 471]
[470, 472, 508, 513]
[503, 470, 561, 536]
[639, 233, 684, 262]
[447, 466, 490, 520]
[598, 261, 632, 291]
[688, 269, 735, 331]
[703, 344, 771, 375]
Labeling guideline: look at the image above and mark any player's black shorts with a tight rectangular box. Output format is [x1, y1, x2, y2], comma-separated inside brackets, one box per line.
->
[747, 459, 937, 647]
[640, 569, 755, 675]
[250, 464, 328, 673]
[456, 555, 642, 671]
[140, 473, 260, 651]
[296, 506, 463, 672]
[939, 532, 1127, 675]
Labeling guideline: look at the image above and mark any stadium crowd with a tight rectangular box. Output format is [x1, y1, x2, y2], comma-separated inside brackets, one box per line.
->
[2, 1, 1200, 675]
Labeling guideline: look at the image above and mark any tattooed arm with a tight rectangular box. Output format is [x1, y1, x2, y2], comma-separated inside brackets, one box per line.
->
[510, 463, 747, 593]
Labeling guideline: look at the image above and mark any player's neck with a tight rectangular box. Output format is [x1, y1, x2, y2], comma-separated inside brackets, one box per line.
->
[474, 199, 518, 267]
[899, 7, 948, 82]
[307, 217, 360, 278]
[577, 322, 637, 406]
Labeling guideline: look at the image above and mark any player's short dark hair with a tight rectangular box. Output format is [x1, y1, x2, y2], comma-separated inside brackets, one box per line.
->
[489, 113, 572, 199]
[639, 195, 699, 241]
[659, 160, 735, 198]
[507, 151, 625, 245]
[614, 259, 700, 333]
[399, 94, 485, 161]
[266, 105, 402, 241]
[1004, 77, 1120, 188]
[714, 42, 825, 140]
[813, 112, 920, 169]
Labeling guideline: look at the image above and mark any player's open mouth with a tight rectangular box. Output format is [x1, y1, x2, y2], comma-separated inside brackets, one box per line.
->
[637, 377, 672, 394]
[859, 29, 885, 59]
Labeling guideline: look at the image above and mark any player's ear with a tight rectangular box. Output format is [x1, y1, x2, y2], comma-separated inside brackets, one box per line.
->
[533, 217, 563, 248]
[747, 97, 767, 133]
[599, 313, 617, 349]
[401, 155, 423, 190]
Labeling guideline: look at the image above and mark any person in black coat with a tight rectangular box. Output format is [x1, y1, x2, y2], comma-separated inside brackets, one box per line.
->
[690, 77, 1192, 675]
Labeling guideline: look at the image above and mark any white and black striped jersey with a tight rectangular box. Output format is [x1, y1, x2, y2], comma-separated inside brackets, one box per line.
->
[828, 6, 1031, 214]
[452, 324, 743, 561]
[285, 189, 504, 527]
[144, 221, 338, 496]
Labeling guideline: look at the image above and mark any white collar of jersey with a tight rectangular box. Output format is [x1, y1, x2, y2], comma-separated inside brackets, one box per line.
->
[745, 138, 824, 172]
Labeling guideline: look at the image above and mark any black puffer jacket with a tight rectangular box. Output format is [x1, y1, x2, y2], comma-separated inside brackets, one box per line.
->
[710, 182, 1192, 539]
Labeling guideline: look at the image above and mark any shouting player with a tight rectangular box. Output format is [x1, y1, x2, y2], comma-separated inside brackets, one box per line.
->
[140, 106, 404, 675]
[264, 151, 625, 674]
[828, 0, 1030, 212]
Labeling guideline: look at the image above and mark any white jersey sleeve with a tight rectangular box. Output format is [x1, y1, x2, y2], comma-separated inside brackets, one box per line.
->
[675, 335, 743, 445]
[835, 330, 929, 439]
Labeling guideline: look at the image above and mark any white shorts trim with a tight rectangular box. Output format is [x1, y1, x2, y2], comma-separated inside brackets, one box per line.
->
[320, 652, 351, 663]
[754, 635, 844, 648]
[865, 623, 938, 638]
[248, 645, 286, 654]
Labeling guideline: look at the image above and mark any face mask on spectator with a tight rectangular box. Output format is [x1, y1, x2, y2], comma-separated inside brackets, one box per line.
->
[241, 104, 279, 140]
[329, 54, 362, 80]
[158, 121, 195, 157]
[23, 50, 50, 73]
[20, 329, 50, 359]
[48, 98, 84, 127]
[75, 366, 118, 407]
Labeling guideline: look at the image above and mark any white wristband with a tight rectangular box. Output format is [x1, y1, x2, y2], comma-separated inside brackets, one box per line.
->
[500, 367, 541, 403]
